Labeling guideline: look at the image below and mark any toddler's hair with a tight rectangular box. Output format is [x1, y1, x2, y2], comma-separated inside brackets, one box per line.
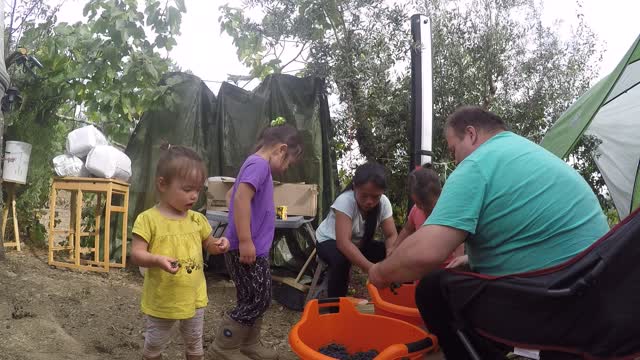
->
[255, 124, 303, 161]
[156, 143, 207, 187]
[408, 163, 441, 207]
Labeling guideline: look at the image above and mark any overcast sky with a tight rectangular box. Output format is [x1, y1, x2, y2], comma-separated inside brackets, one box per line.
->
[51, 0, 640, 93]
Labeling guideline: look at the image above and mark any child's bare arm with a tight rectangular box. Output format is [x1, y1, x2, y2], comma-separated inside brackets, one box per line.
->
[234, 183, 256, 264]
[391, 221, 416, 253]
[203, 235, 230, 255]
[131, 234, 178, 274]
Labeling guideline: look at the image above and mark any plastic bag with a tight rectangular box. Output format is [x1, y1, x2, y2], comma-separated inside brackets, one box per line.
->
[66, 125, 108, 158]
[52, 154, 84, 177]
[85, 145, 132, 181]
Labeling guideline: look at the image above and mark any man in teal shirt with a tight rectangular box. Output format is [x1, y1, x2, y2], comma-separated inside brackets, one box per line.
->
[369, 106, 609, 359]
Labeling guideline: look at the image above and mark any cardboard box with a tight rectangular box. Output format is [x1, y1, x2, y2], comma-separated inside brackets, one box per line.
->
[273, 183, 318, 217]
[206, 177, 236, 211]
[206, 177, 319, 217]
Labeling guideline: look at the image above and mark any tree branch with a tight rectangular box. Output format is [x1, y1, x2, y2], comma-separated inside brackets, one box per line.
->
[321, 5, 344, 49]
[276, 43, 286, 60]
[278, 42, 307, 72]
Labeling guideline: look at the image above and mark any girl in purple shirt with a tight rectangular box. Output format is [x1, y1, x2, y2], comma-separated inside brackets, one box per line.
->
[211, 123, 303, 360]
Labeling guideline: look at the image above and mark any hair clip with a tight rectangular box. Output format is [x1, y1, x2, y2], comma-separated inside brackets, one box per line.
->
[270, 116, 286, 127]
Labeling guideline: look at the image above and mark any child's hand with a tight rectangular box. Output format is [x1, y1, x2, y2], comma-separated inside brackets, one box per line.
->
[217, 237, 230, 253]
[155, 255, 179, 274]
[239, 241, 256, 264]
[207, 237, 230, 255]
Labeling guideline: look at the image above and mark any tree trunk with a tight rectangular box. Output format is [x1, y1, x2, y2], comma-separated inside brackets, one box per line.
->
[350, 84, 376, 162]
[0, 0, 8, 261]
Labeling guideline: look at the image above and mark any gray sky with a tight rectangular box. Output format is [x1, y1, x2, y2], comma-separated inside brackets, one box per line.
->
[52, 0, 640, 93]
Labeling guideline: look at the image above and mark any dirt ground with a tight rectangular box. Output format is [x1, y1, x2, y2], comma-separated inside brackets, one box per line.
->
[0, 249, 301, 360]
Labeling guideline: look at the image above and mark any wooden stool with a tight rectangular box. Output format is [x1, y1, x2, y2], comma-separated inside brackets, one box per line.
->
[306, 252, 328, 303]
[2, 182, 21, 251]
[48, 177, 129, 272]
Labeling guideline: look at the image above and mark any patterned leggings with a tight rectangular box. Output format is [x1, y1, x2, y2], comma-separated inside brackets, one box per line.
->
[224, 251, 272, 326]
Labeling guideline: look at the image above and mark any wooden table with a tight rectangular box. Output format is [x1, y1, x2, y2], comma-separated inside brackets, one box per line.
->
[48, 177, 129, 272]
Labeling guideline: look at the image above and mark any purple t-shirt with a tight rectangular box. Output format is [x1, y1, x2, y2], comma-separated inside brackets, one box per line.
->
[226, 155, 275, 257]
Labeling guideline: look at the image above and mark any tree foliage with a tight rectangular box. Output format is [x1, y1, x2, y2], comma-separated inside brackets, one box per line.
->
[220, 0, 606, 219]
[11, 0, 186, 143]
[2, 0, 186, 245]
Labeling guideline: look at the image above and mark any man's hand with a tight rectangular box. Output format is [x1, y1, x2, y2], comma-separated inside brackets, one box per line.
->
[239, 241, 256, 264]
[368, 263, 391, 289]
[155, 255, 179, 274]
[445, 255, 469, 269]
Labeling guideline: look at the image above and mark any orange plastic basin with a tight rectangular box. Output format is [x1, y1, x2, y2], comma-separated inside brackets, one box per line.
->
[367, 281, 423, 327]
[289, 297, 437, 360]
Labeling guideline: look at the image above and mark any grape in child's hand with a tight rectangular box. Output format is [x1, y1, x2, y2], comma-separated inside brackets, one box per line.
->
[156, 256, 179, 274]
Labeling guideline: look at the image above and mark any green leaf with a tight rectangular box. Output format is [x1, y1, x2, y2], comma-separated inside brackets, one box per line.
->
[165, 38, 177, 50]
[167, 7, 181, 35]
[155, 35, 167, 48]
[144, 61, 159, 81]
[175, 0, 186, 12]
[115, 19, 126, 31]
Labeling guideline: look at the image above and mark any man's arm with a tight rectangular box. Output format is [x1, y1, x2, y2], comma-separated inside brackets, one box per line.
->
[369, 224, 467, 287]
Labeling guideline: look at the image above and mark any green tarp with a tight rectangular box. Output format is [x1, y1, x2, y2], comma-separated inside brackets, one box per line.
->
[123, 72, 337, 271]
[126, 73, 216, 219]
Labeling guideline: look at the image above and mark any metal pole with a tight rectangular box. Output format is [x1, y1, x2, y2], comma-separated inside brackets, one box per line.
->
[410, 14, 433, 171]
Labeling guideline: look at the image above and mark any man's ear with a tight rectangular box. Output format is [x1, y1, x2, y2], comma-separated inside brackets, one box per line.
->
[466, 125, 478, 144]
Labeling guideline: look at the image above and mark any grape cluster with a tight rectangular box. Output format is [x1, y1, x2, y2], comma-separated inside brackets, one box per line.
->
[318, 344, 379, 360]
[390, 282, 401, 295]
[170, 257, 202, 274]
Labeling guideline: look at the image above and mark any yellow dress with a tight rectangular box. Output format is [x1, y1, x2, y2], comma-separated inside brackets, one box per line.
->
[132, 207, 212, 319]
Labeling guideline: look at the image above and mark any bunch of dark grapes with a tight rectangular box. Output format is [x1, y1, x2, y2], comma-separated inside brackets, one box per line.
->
[170, 257, 202, 274]
[350, 350, 379, 360]
[318, 344, 379, 360]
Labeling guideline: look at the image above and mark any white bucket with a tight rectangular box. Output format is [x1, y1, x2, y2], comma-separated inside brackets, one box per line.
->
[2, 141, 32, 184]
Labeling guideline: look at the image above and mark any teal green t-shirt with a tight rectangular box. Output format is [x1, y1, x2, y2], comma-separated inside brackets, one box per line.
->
[426, 131, 609, 275]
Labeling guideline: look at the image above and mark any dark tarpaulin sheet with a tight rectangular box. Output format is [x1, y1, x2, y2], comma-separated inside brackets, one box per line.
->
[123, 72, 337, 274]
[125, 72, 216, 228]
[106, 73, 214, 261]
